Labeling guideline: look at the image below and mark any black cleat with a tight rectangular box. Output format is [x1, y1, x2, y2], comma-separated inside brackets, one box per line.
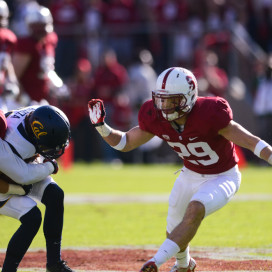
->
[46, 260, 75, 272]
[140, 261, 158, 272]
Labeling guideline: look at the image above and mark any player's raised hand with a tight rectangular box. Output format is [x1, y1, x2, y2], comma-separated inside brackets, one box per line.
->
[88, 99, 106, 127]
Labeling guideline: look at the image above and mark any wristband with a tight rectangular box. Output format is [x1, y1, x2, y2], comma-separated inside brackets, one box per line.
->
[268, 154, 272, 165]
[112, 133, 126, 150]
[254, 140, 269, 157]
[96, 123, 112, 137]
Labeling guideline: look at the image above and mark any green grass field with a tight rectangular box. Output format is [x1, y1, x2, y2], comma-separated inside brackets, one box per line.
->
[0, 163, 272, 252]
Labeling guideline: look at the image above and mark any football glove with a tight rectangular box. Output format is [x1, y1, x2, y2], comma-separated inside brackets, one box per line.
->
[44, 159, 59, 174]
[88, 99, 106, 127]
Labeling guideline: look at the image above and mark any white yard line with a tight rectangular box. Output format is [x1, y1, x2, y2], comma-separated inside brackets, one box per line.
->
[64, 193, 272, 204]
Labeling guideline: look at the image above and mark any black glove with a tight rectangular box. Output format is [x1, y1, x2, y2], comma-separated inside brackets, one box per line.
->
[44, 159, 59, 174]
[22, 184, 33, 195]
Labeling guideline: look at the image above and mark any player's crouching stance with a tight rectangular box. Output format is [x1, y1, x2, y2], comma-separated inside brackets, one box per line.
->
[88, 67, 272, 272]
[0, 105, 75, 272]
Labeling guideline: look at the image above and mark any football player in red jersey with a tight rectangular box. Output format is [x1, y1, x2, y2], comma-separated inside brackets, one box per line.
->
[0, 0, 20, 111]
[12, 4, 68, 105]
[88, 67, 272, 272]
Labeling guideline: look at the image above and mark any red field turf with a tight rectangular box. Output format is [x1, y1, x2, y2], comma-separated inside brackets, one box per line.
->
[1, 249, 272, 271]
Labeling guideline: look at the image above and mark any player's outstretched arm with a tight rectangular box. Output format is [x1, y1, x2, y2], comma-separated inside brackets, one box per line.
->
[219, 120, 272, 164]
[88, 99, 154, 152]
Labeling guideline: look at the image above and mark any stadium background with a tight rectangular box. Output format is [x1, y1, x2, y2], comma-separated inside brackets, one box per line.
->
[6, 0, 272, 165]
[1, 1, 272, 271]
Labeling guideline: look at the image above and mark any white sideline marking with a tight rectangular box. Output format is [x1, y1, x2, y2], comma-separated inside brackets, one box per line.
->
[64, 193, 272, 204]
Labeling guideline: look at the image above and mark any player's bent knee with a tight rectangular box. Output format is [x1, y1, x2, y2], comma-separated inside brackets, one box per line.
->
[20, 206, 42, 230]
[185, 201, 205, 222]
[42, 183, 64, 206]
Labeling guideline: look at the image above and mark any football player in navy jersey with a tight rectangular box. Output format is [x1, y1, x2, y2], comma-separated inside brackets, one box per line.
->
[0, 107, 56, 196]
[0, 105, 74, 272]
[88, 67, 272, 272]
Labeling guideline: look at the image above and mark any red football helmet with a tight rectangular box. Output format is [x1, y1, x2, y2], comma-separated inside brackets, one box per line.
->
[152, 67, 198, 121]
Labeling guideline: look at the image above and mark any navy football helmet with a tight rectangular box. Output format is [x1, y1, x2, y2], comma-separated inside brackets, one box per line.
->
[25, 105, 71, 160]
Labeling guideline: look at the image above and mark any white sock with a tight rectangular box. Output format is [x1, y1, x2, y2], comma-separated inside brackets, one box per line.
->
[175, 246, 190, 268]
[152, 239, 180, 267]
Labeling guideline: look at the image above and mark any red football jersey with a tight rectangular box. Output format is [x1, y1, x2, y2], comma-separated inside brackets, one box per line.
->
[15, 32, 58, 102]
[138, 96, 238, 174]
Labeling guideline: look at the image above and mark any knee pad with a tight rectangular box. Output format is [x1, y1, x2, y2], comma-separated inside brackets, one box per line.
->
[41, 183, 64, 207]
[20, 206, 42, 231]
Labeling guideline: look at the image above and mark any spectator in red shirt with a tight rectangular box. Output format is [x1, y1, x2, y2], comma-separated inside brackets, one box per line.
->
[93, 48, 128, 113]
[84, 0, 106, 69]
[152, 0, 189, 24]
[49, 0, 84, 79]
[93, 48, 129, 162]
[102, 0, 138, 65]
[63, 58, 100, 161]
[193, 50, 229, 98]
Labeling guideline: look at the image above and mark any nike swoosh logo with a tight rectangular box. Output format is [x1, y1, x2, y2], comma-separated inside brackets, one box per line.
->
[189, 137, 198, 141]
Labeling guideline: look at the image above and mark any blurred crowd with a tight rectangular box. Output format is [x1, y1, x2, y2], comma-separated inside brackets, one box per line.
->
[2, 0, 272, 164]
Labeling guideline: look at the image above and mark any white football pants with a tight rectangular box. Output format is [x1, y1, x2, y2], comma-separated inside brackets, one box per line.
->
[0, 176, 55, 220]
[167, 165, 241, 233]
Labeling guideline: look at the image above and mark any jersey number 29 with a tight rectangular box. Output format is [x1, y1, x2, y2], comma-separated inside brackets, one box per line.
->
[168, 142, 219, 166]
